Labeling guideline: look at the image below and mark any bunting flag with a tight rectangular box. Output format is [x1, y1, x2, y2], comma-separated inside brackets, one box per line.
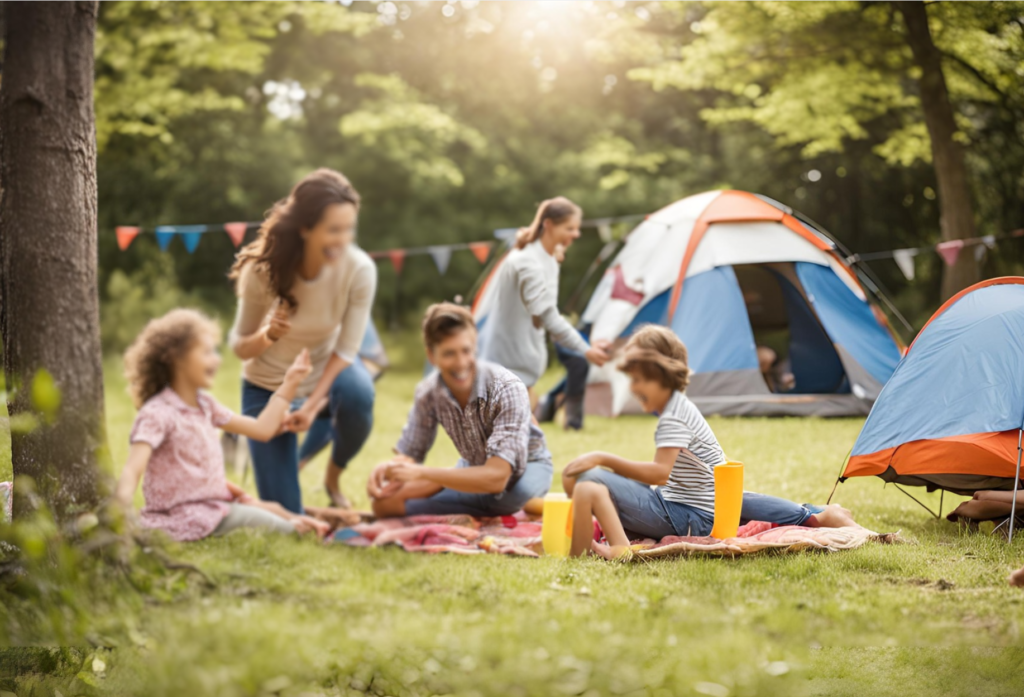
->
[469, 242, 492, 264]
[428, 246, 452, 275]
[936, 239, 965, 267]
[116, 226, 140, 251]
[596, 220, 613, 243]
[387, 249, 406, 275]
[179, 225, 206, 254]
[154, 225, 175, 251]
[892, 248, 917, 281]
[224, 222, 248, 247]
[493, 228, 518, 242]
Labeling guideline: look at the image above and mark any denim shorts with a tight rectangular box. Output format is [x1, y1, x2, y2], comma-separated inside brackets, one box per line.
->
[574, 469, 714, 538]
[404, 459, 553, 517]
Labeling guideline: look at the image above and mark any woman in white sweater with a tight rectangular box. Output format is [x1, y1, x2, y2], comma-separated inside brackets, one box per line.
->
[229, 169, 377, 512]
[478, 197, 609, 403]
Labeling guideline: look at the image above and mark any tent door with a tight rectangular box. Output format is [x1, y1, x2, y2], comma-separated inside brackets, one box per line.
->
[733, 263, 848, 394]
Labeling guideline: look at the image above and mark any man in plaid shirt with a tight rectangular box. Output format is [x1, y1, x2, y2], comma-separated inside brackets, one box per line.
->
[368, 303, 553, 517]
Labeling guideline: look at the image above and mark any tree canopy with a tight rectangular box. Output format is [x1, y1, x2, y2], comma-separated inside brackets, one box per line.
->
[94, 0, 1024, 347]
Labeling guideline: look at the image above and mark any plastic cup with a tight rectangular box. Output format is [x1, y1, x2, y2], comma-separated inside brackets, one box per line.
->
[541, 493, 574, 556]
[710, 461, 744, 539]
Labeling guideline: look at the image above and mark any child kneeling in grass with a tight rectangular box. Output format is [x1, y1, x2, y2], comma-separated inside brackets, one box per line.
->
[115, 309, 331, 541]
[562, 325, 859, 558]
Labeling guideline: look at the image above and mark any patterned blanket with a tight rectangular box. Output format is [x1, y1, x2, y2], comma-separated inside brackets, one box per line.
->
[334, 513, 544, 556]
[334, 514, 898, 558]
[631, 521, 899, 559]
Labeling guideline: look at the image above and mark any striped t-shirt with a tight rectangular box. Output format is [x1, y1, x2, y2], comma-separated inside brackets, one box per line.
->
[655, 391, 726, 513]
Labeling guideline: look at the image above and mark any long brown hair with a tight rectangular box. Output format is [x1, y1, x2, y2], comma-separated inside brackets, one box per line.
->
[124, 309, 221, 408]
[230, 168, 360, 309]
[514, 196, 582, 250]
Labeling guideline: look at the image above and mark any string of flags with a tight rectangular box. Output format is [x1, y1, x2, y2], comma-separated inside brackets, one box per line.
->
[846, 229, 1024, 281]
[115, 220, 499, 275]
[115, 213, 1019, 284]
[115, 222, 252, 252]
[111, 213, 646, 277]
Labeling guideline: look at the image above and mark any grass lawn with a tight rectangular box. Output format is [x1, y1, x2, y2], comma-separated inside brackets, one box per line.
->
[6, 345, 1024, 696]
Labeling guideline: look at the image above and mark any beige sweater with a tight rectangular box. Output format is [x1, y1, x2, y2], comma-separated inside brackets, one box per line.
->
[229, 247, 377, 396]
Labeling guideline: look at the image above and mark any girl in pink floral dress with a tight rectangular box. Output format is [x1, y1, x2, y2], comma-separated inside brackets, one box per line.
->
[114, 309, 331, 541]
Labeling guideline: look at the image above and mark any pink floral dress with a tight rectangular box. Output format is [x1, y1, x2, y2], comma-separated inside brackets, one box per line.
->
[130, 387, 236, 541]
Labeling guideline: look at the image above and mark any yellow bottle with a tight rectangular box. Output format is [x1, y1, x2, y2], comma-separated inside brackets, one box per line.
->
[541, 493, 574, 556]
[710, 461, 744, 539]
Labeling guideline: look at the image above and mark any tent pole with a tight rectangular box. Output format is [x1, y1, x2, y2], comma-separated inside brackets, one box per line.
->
[1008, 427, 1023, 543]
[893, 483, 940, 519]
[939, 490, 944, 520]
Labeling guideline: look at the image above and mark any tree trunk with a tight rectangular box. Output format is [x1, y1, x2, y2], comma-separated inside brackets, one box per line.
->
[0, 1, 106, 516]
[895, 1, 980, 299]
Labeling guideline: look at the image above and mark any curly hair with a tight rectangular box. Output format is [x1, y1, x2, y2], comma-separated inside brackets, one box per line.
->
[229, 168, 360, 310]
[619, 325, 691, 393]
[124, 309, 221, 408]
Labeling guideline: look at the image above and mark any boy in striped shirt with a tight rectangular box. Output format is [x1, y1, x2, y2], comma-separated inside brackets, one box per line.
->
[562, 325, 858, 558]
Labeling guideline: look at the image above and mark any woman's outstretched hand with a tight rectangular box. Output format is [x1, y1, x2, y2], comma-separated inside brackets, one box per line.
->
[585, 345, 610, 367]
[283, 395, 328, 433]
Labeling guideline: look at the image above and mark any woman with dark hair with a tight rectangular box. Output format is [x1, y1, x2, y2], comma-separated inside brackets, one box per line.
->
[229, 169, 376, 512]
[478, 197, 609, 411]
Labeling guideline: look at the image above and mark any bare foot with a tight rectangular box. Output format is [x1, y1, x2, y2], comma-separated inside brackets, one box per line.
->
[590, 540, 632, 561]
[305, 506, 363, 528]
[1009, 566, 1024, 588]
[325, 485, 352, 510]
[293, 515, 331, 539]
[814, 504, 861, 529]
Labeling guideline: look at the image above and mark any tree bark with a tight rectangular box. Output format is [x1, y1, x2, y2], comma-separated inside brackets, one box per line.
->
[1, 1, 106, 516]
[895, 1, 980, 299]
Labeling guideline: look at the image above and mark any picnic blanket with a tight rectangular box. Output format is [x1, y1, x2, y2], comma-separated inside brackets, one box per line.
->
[631, 520, 899, 559]
[334, 514, 897, 559]
[334, 513, 544, 557]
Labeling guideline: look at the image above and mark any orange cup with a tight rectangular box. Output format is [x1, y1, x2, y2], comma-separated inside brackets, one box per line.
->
[710, 461, 744, 539]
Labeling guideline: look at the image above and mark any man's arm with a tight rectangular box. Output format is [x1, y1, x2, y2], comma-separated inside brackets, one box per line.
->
[387, 456, 512, 495]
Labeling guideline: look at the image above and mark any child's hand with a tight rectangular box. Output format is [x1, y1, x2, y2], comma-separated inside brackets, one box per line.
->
[563, 453, 602, 478]
[284, 348, 313, 387]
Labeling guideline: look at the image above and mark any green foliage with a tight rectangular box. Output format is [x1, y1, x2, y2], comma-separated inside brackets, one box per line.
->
[29, 371, 61, 426]
[92, 1, 1024, 335]
[100, 255, 211, 354]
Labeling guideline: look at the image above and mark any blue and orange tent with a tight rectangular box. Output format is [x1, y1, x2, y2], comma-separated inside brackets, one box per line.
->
[841, 277, 1024, 532]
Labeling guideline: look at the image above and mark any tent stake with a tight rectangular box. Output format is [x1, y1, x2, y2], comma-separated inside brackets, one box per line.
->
[1008, 427, 1023, 543]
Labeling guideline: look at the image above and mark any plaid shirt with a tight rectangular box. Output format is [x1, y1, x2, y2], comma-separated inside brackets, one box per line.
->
[395, 361, 552, 487]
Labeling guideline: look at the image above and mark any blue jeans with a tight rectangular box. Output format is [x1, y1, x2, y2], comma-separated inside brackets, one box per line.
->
[241, 361, 375, 513]
[740, 492, 816, 526]
[575, 469, 714, 538]
[405, 460, 553, 517]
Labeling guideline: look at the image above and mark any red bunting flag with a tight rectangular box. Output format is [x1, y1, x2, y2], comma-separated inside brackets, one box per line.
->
[387, 249, 406, 275]
[116, 226, 140, 251]
[936, 239, 965, 266]
[224, 222, 248, 247]
[469, 242, 492, 264]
